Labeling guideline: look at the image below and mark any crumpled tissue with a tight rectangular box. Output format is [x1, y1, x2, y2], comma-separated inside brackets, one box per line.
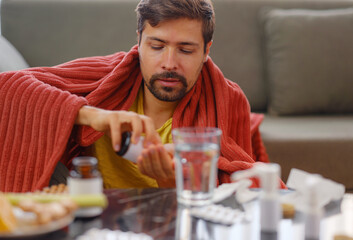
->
[212, 179, 259, 204]
[281, 168, 345, 211]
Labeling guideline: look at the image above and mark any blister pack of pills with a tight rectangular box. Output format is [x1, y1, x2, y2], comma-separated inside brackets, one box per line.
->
[77, 228, 153, 240]
[190, 204, 245, 225]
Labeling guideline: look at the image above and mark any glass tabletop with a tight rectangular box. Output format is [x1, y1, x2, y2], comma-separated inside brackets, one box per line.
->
[5, 189, 351, 240]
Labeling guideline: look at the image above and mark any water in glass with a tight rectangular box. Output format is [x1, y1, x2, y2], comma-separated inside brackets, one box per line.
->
[175, 142, 219, 206]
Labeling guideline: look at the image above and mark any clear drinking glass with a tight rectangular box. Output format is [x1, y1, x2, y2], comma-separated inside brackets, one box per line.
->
[172, 127, 222, 206]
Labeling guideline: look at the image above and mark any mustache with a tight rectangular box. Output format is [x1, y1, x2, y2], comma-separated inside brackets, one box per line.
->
[150, 71, 187, 87]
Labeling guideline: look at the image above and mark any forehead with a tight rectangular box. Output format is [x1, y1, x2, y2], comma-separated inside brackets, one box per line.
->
[141, 18, 203, 44]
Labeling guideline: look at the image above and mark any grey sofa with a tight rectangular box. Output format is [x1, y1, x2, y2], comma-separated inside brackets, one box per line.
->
[1, 0, 353, 190]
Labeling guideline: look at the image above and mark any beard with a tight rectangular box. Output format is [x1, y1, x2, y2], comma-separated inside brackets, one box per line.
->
[144, 71, 188, 102]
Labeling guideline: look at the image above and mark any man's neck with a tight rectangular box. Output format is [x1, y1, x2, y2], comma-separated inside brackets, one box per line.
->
[143, 85, 179, 129]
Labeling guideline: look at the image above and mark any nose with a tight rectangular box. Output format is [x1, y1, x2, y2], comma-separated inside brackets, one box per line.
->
[161, 48, 178, 71]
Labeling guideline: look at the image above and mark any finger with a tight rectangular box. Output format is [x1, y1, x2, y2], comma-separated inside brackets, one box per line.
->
[109, 113, 122, 152]
[164, 143, 175, 158]
[140, 116, 161, 146]
[137, 156, 146, 175]
[129, 114, 143, 144]
[149, 145, 168, 179]
[140, 149, 156, 178]
[157, 144, 175, 177]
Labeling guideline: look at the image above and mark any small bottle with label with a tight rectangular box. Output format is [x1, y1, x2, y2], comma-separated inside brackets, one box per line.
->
[67, 156, 103, 218]
[232, 163, 282, 233]
[303, 175, 323, 240]
[116, 132, 144, 163]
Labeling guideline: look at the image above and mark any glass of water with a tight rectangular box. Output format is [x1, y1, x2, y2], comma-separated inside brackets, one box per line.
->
[172, 127, 222, 206]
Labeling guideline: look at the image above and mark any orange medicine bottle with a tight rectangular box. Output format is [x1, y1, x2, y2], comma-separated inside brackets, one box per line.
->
[67, 156, 103, 218]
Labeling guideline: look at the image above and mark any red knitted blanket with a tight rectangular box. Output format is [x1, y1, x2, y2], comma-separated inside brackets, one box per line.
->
[0, 45, 274, 192]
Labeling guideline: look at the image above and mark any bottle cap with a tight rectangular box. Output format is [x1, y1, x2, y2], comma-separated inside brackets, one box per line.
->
[116, 132, 132, 156]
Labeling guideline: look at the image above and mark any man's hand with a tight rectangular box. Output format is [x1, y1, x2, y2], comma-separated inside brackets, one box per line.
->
[75, 105, 161, 151]
[137, 143, 176, 188]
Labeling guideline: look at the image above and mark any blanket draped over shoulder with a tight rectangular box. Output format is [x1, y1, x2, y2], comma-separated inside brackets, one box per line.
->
[0, 45, 272, 192]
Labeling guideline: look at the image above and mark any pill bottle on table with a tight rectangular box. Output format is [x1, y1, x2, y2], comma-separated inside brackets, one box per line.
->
[67, 156, 103, 218]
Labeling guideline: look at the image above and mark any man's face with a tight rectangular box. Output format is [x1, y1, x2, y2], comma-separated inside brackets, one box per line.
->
[138, 18, 211, 102]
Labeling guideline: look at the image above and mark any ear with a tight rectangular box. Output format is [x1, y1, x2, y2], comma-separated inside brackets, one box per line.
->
[203, 40, 213, 62]
[136, 30, 140, 47]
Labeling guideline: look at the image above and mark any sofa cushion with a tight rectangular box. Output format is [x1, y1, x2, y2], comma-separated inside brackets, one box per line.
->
[0, 35, 29, 72]
[263, 8, 353, 115]
[260, 115, 353, 189]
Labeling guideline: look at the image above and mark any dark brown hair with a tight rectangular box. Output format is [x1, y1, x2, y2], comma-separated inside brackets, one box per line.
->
[136, 0, 215, 52]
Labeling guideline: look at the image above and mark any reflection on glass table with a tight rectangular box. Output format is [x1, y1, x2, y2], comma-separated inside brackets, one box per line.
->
[5, 189, 352, 240]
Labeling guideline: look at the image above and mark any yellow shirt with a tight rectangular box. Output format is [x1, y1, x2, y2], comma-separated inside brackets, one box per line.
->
[91, 88, 172, 188]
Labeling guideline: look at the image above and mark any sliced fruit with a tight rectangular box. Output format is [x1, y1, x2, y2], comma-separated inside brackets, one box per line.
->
[0, 192, 17, 232]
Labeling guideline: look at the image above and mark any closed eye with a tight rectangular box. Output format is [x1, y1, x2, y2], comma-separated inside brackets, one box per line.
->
[180, 48, 193, 54]
[151, 45, 163, 50]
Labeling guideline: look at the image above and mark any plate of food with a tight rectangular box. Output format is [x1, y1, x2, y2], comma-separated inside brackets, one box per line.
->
[0, 192, 77, 238]
[1, 184, 108, 238]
